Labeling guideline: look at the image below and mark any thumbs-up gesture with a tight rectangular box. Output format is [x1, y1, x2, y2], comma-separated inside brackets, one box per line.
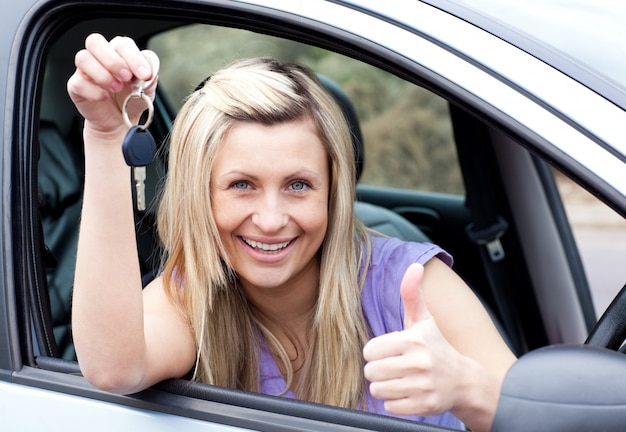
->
[363, 263, 464, 417]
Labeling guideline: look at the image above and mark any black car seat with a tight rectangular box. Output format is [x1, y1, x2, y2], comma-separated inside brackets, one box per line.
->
[38, 120, 84, 359]
[38, 119, 160, 359]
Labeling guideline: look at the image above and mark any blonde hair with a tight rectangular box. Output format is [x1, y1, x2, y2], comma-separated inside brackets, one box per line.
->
[157, 58, 371, 408]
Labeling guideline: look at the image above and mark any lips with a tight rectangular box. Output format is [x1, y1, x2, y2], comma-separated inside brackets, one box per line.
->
[240, 237, 292, 252]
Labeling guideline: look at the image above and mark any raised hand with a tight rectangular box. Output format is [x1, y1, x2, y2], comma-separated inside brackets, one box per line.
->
[69, 34, 198, 394]
[67, 33, 158, 138]
[363, 263, 464, 417]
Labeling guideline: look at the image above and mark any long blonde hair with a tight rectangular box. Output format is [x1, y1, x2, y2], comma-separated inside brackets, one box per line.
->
[157, 58, 371, 408]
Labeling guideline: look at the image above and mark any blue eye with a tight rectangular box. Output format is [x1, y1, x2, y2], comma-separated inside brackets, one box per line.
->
[290, 181, 308, 191]
[232, 181, 249, 190]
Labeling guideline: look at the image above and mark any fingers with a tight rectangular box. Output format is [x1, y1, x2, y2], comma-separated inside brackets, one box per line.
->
[363, 263, 455, 418]
[369, 376, 434, 401]
[67, 33, 159, 132]
[67, 68, 110, 103]
[108, 36, 152, 81]
[363, 327, 450, 417]
[363, 326, 426, 362]
[383, 394, 443, 417]
[400, 263, 431, 329]
[364, 338, 433, 381]
[77, 34, 128, 93]
[365, 352, 443, 417]
[73, 34, 153, 95]
[140, 50, 160, 92]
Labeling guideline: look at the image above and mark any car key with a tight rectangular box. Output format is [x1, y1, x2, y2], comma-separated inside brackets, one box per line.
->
[121, 54, 159, 211]
[122, 125, 156, 211]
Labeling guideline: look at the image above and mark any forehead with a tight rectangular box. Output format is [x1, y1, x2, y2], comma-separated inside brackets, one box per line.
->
[220, 118, 324, 156]
[212, 118, 329, 173]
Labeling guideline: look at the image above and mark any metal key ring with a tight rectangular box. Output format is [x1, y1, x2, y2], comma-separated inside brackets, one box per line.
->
[122, 90, 154, 130]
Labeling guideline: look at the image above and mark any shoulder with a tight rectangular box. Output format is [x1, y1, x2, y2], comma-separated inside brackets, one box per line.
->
[367, 234, 453, 269]
[361, 234, 453, 335]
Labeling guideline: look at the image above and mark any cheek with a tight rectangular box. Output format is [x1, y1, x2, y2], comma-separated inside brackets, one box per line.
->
[211, 193, 245, 235]
[297, 198, 329, 238]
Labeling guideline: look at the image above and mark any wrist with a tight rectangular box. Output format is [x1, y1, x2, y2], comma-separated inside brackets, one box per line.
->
[450, 355, 501, 432]
[83, 120, 128, 143]
[82, 123, 131, 177]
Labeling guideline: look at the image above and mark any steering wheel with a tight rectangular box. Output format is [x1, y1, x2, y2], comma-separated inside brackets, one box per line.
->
[585, 283, 626, 350]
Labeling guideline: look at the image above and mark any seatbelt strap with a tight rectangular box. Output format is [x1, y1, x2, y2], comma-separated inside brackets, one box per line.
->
[450, 105, 526, 354]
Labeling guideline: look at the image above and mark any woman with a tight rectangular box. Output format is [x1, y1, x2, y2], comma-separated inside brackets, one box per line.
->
[68, 34, 515, 431]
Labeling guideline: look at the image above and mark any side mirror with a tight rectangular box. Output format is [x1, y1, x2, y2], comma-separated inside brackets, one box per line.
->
[491, 345, 626, 432]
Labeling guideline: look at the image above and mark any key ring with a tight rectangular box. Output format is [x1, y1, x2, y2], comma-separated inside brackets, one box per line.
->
[122, 90, 154, 130]
[122, 52, 159, 130]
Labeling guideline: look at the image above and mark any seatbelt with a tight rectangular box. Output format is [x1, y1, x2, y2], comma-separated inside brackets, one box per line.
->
[450, 105, 526, 354]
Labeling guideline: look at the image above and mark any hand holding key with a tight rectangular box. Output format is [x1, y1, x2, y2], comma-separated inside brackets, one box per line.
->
[67, 34, 158, 211]
[67, 34, 158, 136]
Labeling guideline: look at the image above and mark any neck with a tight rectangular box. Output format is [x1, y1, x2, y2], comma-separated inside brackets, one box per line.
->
[240, 259, 320, 329]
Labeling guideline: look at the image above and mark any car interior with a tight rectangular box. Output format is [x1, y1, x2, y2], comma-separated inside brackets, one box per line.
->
[22, 6, 613, 430]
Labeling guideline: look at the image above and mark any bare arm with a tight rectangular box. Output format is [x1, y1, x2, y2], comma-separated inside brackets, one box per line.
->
[423, 258, 516, 430]
[423, 258, 515, 378]
[69, 34, 195, 394]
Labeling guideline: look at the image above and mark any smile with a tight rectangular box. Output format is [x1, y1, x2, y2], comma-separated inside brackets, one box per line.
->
[241, 237, 292, 252]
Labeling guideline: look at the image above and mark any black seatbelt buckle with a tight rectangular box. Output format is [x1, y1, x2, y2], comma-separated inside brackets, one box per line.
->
[466, 216, 509, 262]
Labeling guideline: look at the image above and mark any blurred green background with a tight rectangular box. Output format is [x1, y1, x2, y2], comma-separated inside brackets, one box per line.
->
[149, 24, 463, 194]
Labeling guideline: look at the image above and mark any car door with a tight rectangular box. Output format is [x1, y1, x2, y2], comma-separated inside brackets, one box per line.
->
[3, 0, 624, 430]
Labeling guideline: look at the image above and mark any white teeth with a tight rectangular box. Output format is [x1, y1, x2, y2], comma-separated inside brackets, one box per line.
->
[243, 238, 290, 251]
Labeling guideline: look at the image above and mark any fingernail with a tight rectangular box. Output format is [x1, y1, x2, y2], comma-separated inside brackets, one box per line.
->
[118, 68, 132, 81]
[138, 65, 150, 79]
[110, 80, 122, 92]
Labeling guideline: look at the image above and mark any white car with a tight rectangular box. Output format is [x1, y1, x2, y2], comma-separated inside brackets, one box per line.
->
[1, 1, 625, 430]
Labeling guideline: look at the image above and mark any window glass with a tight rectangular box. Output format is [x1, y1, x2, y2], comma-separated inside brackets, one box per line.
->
[148, 24, 463, 194]
[556, 173, 626, 316]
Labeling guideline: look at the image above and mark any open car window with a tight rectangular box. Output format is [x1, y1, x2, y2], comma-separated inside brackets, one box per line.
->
[35, 13, 477, 431]
[41, 19, 477, 362]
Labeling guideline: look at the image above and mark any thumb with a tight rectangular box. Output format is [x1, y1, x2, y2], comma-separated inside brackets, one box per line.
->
[139, 50, 160, 92]
[401, 263, 431, 329]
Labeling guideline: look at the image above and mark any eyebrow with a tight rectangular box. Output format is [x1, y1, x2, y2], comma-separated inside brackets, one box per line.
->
[216, 169, 324, 183]
[216, 171, 257, 180]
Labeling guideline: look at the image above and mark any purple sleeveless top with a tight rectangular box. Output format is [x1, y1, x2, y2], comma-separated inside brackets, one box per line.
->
[258, 235, 464, 429]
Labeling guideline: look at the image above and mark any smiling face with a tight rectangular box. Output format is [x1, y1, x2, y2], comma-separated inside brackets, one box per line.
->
[211, 117, 330, 303]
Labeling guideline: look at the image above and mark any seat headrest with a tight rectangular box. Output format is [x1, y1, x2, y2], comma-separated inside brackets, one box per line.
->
[317, 74, 364, 182]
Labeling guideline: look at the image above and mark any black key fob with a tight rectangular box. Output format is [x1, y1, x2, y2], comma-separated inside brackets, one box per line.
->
[122, 125, 157, 167]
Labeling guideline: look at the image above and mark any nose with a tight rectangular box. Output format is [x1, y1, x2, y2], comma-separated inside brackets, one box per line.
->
[250, 192, 289, 233]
